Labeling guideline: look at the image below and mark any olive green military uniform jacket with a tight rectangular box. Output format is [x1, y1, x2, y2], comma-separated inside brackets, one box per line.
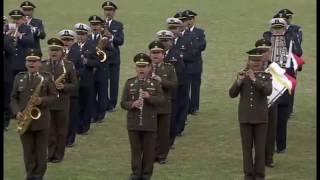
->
[40, 59, 78, 110]
[229, 72, 272, 124]
[121, 77, 165, 132]
[153, 62, 177, 114]
[10, 71, 58, 130]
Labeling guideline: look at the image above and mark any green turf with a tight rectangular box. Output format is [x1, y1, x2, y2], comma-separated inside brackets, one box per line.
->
[4, 0, 316, 180]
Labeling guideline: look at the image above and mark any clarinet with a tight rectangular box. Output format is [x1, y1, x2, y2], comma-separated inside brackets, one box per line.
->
[138, 79, 144, 126]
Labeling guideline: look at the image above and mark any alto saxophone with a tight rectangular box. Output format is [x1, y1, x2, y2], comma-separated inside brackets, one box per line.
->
[16, 74, 44, 135]
[55, 60, 67, 98]
[55, 60, 66, 84]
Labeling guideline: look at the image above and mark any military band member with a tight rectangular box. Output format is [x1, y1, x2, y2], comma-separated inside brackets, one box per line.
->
[229, 48, 272, 180]
[88, 15, 110, 123]
[255, 39, 277, 168]
[10, 49, 58, 180]
[121, 53, 164, 180]
[166, 16, 196, 135]
[58, 29, 79, 147]
[264, 18, 302, 153]
[7, 9, 34, 76]
[58, 29, 77, 57]
[101, 1, 125, 111]
[40, 38, 77, 163]
[278, 9, 303, 45]
[3, 16, 15, 131]
[20, 1, 46, 53]
[182, 10, 207, 115]
[68, 23, 99, 134]
[148, 40, 178, 164]
[156, 29, 187, 147]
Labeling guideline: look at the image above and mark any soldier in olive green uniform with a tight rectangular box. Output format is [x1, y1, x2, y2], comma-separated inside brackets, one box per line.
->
[255, 39, 277, 168]
[148, 40, 177, 164]
[40, 38, 78, 163]
[10, 49, 58, 180]
[229, 48, 272, 180]
[121, 53, 164, 180]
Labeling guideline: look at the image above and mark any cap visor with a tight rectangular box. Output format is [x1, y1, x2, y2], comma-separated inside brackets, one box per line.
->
[26, 56, 41, 61]
[49, 45, 63, 49]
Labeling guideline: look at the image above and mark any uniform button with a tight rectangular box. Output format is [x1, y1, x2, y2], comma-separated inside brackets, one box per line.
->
[250, 92, 253, 95]
[250, 86, 253, 89]
[250, 104, 253, 107]
[250, 98, 253, 101]
[16, 54, 18, 56]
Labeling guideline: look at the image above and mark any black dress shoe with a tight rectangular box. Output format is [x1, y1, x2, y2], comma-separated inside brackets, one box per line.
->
[51, 158, 63, 163]
[266, 162, 275, 168]
[66, 143, 75, 148]
[276, 149, 286, 154]
[176, 132, 183, 137]
[158, 159, 167, 164]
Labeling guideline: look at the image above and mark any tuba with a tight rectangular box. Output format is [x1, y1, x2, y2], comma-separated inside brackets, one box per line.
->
[270, 23, 288, 68]
[16, 74, 44, 135]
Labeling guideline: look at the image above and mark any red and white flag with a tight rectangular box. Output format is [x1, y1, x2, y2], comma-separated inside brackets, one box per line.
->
[266, 62, 296, 94]
[287, 40, 305, 71]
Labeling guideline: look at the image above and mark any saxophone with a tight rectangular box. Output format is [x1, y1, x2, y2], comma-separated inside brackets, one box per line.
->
[16, 74, 44, 135]
[55, 60, 66, 85]
[54, 60, 67, 98]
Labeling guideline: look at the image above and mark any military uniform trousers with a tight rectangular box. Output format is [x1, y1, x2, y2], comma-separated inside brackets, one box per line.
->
[276, 91, 292, 151]
[92, 77, 109, 122]
[128, 130, 156, 180]
[240, 123, 267, 180]
[21, 129, 49, 179]
[265, 104, 277, 164]
[108, 63, 120, 109]
[4, 81, 13, 128]
[78, 84, 94, 134]
[67, 96, 79, 145]
[186, 72, 201, 114]
[155, 113, 171, 161]
[48, 102, 70, 160]
[171, 83, 189, 143]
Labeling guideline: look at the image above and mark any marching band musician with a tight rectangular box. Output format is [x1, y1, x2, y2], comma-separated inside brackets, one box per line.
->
[88, 15, 110, 123]
[3, 15, 15, 131]
[10, 49, 58, 180]
[148, 40, 178, 164]
[264, 17, 302, 153]
[182, 10, 207, 115]
[58, 29, 79, 147]
[121, 53, 164, 180]
[229, 48, 272, 180]
[156, 29, 187, 148]
[40, 38, 77, 163]
[101, 1, 125, 111]
[255, 39, 277, 168]
[7, 9, 34, 77]
[68, 23, 99, 135]
[20, 1, 46, 53]
[174, 11, 200, 116]
[58, 29, 77, 58]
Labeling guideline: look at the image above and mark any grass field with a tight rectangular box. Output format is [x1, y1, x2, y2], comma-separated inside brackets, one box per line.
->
[3, 0, 316, 180]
